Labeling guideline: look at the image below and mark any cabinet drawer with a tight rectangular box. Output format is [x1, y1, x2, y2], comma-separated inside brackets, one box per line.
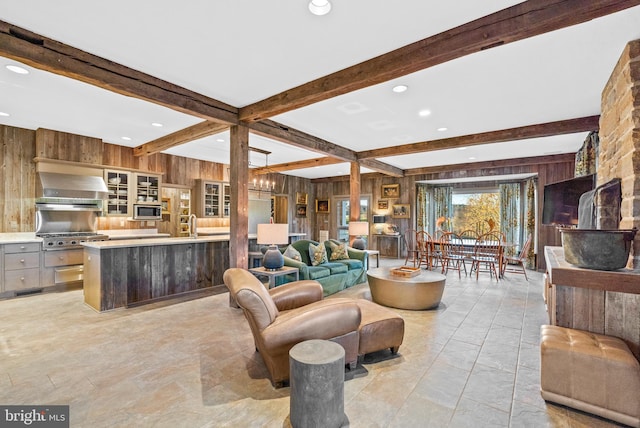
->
[44, 250, 83, 267]
[5, 252, 40, 270]
[4, 242, 41, 253]
[5, 268, 40, 291]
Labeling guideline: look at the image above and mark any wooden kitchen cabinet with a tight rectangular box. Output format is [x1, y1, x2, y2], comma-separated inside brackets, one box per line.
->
[104, 170, 130, 216]
[196, 180, 226, 217]
[133, 173, 161, 204]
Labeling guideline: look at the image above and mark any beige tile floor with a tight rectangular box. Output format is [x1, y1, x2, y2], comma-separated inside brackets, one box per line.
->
[0, 259, 624, 427]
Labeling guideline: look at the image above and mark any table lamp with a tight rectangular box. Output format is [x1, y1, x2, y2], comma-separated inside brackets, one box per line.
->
[257, 223, 289, 270]
[372, 215, 386, 234]
[349, 221, 369, 250]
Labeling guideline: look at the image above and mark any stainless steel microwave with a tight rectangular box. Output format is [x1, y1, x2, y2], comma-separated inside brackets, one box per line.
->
[133, 204, 162, 220]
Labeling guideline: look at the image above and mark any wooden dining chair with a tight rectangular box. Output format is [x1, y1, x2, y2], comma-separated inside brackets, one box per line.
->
[502, 234, 532, 280]
[440, 232, 467, 278]
[416, 230, 434, 269]
[471, 232, 503, 280]
[403, 229, 420, 267]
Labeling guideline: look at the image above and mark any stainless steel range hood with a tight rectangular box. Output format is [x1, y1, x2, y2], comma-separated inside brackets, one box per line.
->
[38, 172, 108, 200]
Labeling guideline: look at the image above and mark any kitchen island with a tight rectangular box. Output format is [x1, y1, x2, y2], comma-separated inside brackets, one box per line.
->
[83, 236, 230, 311]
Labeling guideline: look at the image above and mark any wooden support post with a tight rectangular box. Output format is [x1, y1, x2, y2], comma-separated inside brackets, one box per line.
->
[229, 125, 249, 269]
[349, 162, 361, 247]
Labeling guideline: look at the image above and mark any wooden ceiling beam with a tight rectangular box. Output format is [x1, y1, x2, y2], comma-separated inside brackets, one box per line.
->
[239, 0, 639, 122]
[248, 120, 358, 162]
[134, 121, 229, 156]
[358, 116, 600, 159]
[252, 157, 343, 174]
[404, 153, 576, 177]
[311, 153, 575, 183]
[360, 159, 404, 177]
[0, 21, 238, 124]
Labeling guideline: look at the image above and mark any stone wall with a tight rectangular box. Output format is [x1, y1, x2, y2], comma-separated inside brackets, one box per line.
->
[599, 39, 640, 270]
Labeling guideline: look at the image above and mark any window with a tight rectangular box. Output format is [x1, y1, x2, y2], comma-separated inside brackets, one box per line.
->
[451, 189, 500, 235]
[336, 197, 370, 242]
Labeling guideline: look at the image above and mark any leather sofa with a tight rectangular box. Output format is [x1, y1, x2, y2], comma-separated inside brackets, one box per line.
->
[224, 268, 361, 387]
[282, 239, 367, 296]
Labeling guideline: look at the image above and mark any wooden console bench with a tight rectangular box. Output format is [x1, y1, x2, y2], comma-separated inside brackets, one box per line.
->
[544, 246, 640, 358]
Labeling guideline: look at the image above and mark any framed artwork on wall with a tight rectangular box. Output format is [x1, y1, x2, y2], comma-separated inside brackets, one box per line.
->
[296, 204, 307, 218]
[296, 192, 308, 204]
[316, 199, 330, 213]
[392, 204, 410, 219]
[377, 199, 389, 210]
[381, 184, 400, 198]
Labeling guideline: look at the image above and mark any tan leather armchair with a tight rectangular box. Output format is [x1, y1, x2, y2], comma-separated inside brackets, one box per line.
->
[223, 268, 362, 387]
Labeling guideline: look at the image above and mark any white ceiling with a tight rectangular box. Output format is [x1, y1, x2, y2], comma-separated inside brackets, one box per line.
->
[1, 2, 640, 180]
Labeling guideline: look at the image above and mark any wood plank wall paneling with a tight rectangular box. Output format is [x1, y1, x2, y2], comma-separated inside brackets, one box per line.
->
[36, 128, 102, 164]
[2, 125, 574, 266]
[313, 161, 575, 270]
[0, 125, 36, 232]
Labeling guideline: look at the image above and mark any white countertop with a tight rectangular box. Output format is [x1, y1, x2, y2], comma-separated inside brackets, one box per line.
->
[98, 229, 171, 240]
[0, 232, 41, 244]
[83, 235, 232, 249]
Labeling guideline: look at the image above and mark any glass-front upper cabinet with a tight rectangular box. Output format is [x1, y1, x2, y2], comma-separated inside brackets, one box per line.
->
[196, 179, 223, 217]
[134, 173, 161, 204]
[223, 184, 231, 218]
[104, 170, 130, 216]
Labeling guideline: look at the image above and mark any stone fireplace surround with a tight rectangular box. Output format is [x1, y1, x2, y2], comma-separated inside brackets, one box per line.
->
[599, 38, 640, 270]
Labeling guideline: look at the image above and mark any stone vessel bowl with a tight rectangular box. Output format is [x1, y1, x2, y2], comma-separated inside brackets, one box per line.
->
[560, 228, 637, 271]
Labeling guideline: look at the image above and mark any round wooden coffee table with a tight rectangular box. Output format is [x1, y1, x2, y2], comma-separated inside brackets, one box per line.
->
[367, 267, 446, 310]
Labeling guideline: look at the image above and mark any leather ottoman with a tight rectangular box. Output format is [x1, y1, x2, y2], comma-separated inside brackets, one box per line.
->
[354, 299, 404, 357]
[540, 325, 640, 427]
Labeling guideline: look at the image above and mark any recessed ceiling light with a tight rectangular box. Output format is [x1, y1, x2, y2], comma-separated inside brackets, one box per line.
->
[6, 65, 29, 74]
[121, 136, 132, 141]
[216, 138, 225, 143]
[151, 122, 163, 127]
[0, 112, 9, 117]
[468, 157, 476, 160]
[437, 127, 448, 132]
[457, 147, 467, 151]
[392, 85, 408, 93]
[418, 109, 431, 117]
[309, 0, 331, 15]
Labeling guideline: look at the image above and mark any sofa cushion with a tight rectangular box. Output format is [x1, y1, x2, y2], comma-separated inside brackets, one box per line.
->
[324, 262, 348, 275]
[283, 244, 302, 262]
[334, 259, 363, 270]
[328, 240, 349, 260]
[307, 266, 331, 280]
[309, 242, 328, 266]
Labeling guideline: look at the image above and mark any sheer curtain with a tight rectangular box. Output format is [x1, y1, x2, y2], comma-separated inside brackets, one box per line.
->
[433, 186, 452, 232]
[416, 184, 429, 232]
[524, 177, 537, 268]
[499, 183, 520, 256]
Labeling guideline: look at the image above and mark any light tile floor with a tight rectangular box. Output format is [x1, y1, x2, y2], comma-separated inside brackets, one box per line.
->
[0, 259, 625, 427]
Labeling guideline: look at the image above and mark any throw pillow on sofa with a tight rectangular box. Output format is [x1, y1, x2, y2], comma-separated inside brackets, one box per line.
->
[309, 242, 328, 266]
[328, 240, 349, 260]
[283, 244, 302, 261]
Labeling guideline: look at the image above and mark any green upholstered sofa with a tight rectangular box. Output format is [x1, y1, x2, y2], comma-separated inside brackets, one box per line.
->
[282, 239, 367, 296]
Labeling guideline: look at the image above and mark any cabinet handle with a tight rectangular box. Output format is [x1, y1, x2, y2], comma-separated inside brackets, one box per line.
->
[20, 259, 25, 263]
[20, 277, 25, 281]
[59, 256, 64, 260]
[20, 246, 26, 250]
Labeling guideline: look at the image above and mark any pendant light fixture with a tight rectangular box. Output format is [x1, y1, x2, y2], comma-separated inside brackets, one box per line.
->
[309, 0, 331, 16]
